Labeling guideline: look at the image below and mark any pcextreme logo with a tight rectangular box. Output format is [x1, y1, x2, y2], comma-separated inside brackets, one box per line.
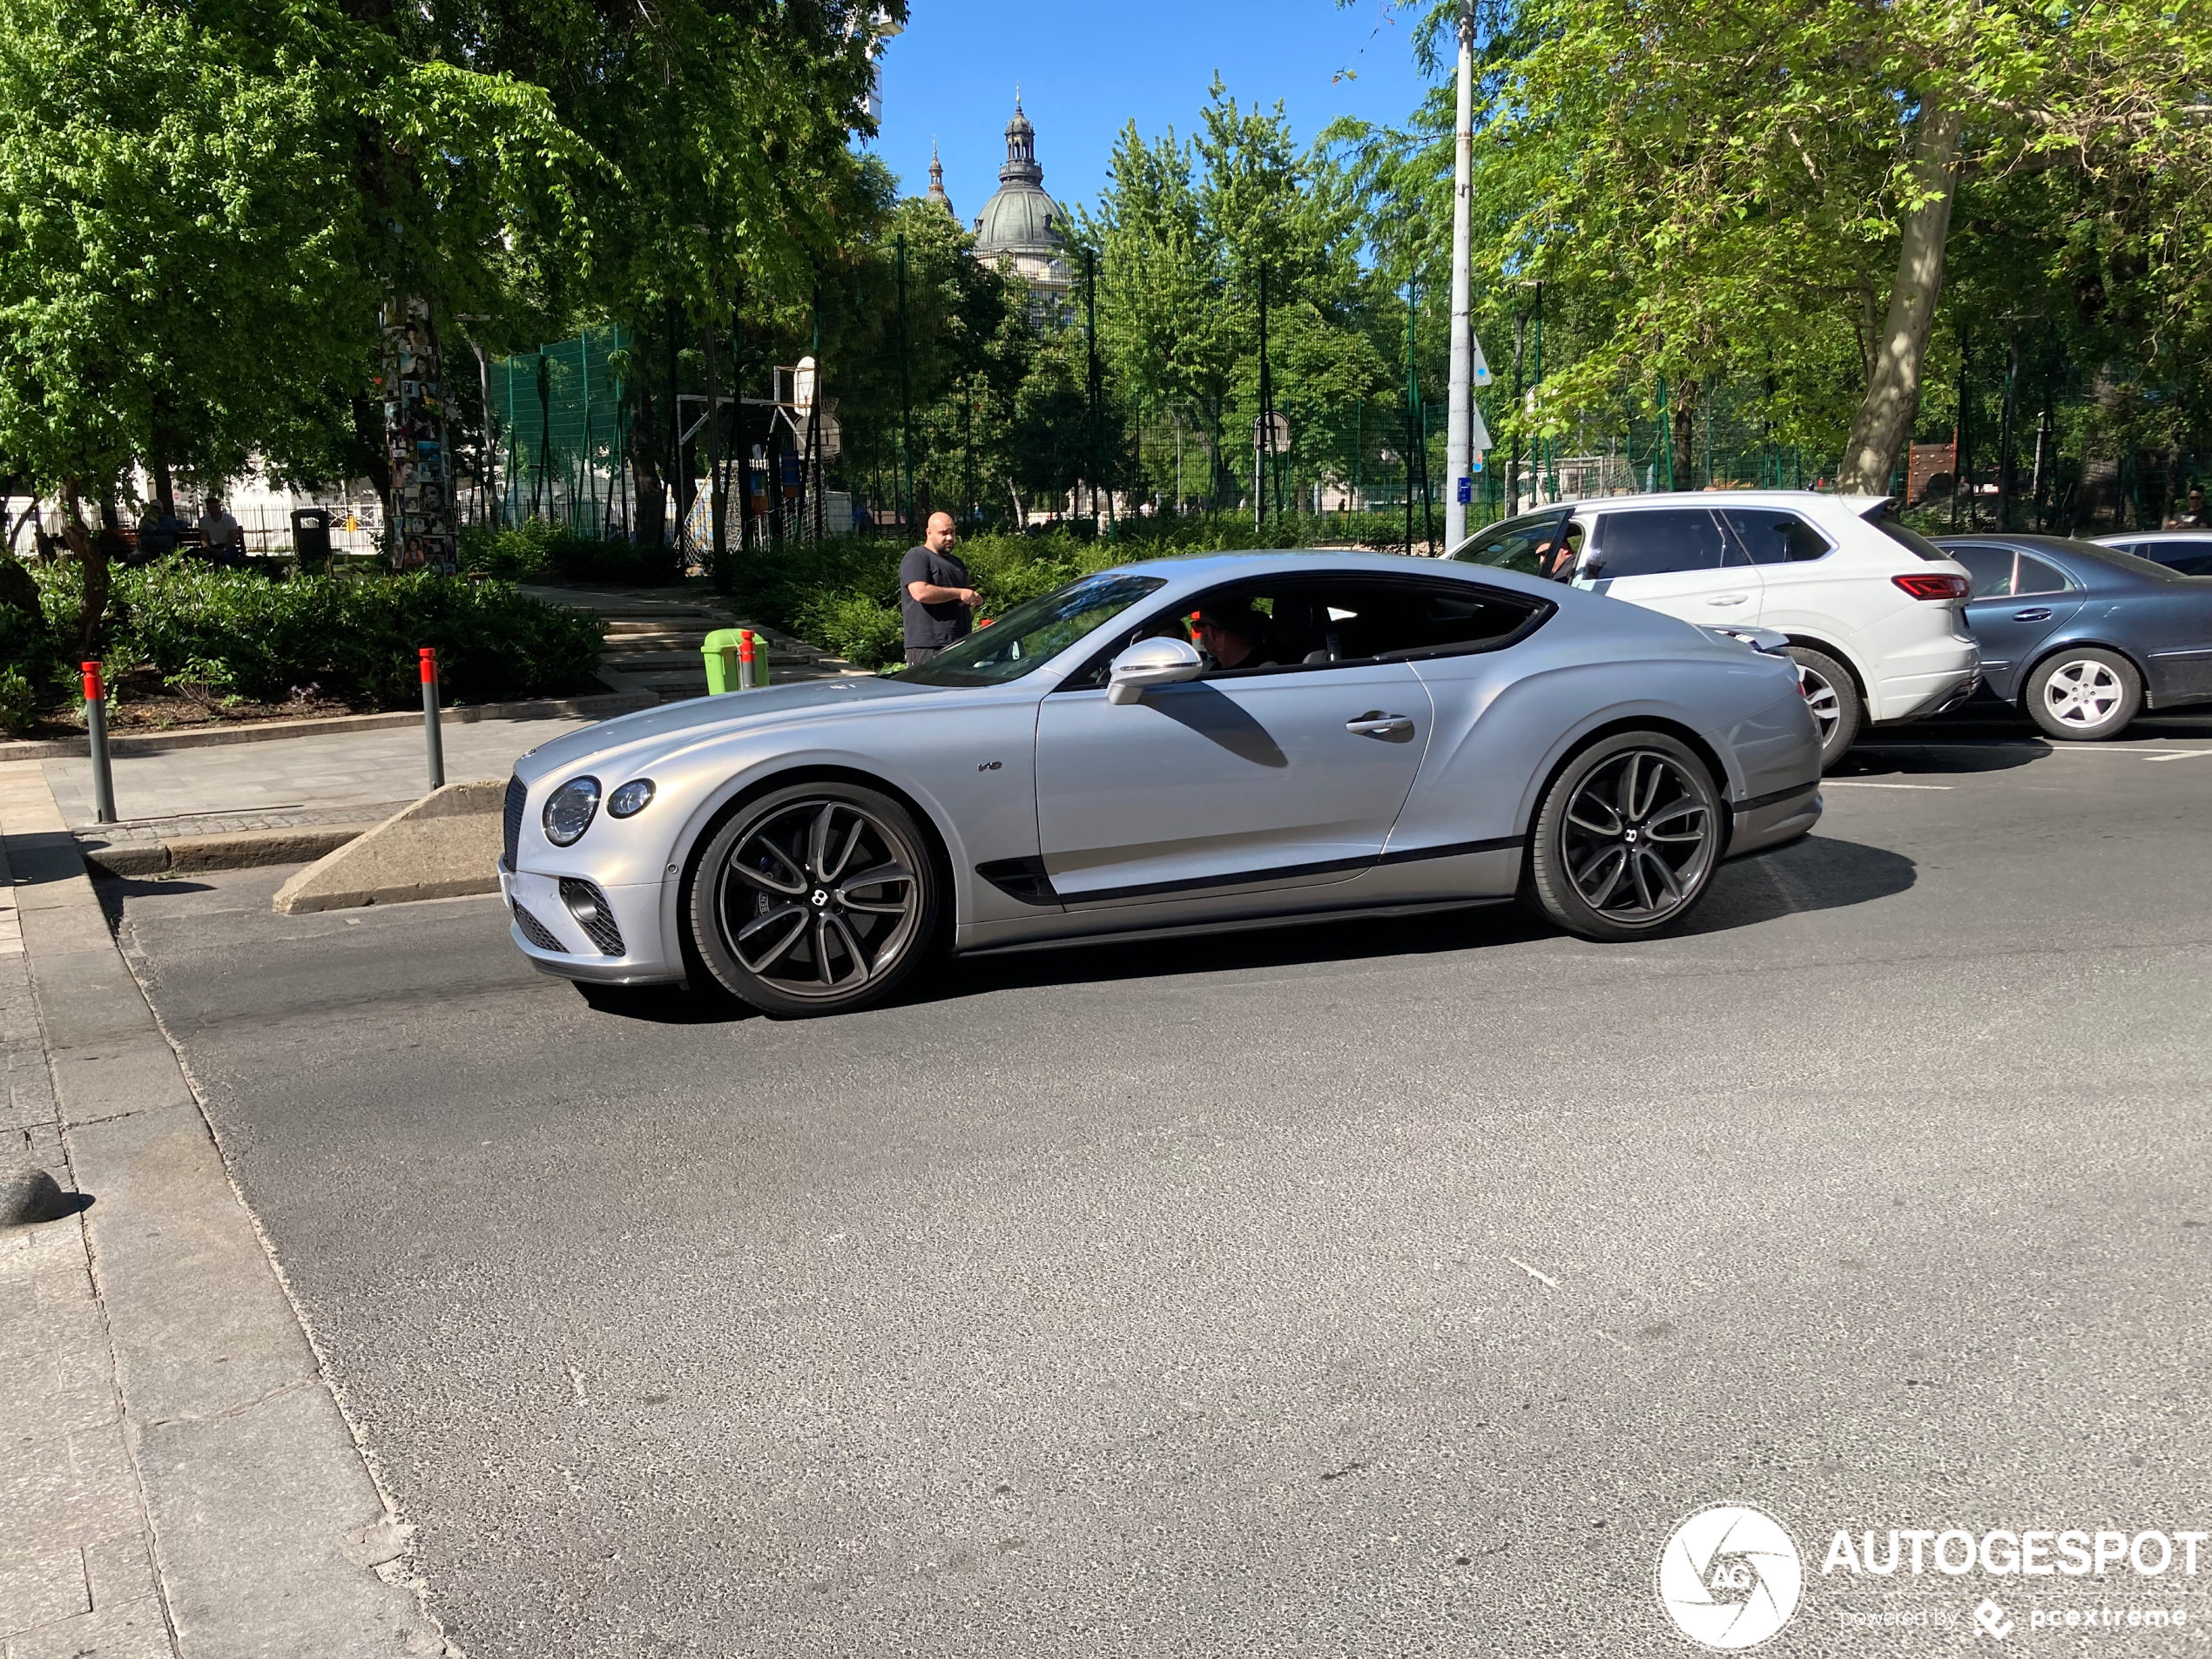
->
[1656, 1505, 1806, 1650]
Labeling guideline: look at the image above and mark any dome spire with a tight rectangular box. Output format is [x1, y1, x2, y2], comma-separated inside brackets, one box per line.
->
[1000, 92, 1040, 186]
[926, 138, 954, 219]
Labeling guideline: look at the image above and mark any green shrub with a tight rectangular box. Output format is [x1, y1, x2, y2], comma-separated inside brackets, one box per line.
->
[0, 667, 33, 735]
[460, 519, 684, 586]
[72, 562, 604, 708]
[791, 593, 902, 669]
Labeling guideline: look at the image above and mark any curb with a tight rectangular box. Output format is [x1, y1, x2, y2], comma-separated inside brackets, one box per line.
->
[83, 825, 380, 879]
[1, 688, 658, 761]
[273, 782, 502, 914]
[0, 759, 453, 1656]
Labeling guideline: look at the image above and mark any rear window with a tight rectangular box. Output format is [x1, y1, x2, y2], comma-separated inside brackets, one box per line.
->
[1860, 502, 1952, 562]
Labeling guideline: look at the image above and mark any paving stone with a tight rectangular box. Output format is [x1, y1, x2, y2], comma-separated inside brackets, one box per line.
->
[3, 1594, 172, 1659]
[0, 1545, 89, 1640]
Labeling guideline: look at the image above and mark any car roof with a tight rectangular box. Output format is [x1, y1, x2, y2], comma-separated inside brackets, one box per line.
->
[1934, 531, 2182, 583]
[1088, 545, 1601, 612]
[1541, 489, 1889, 516]
[2095, 529, 2212, 542]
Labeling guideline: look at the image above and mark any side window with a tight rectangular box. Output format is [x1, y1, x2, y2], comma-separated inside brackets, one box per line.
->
[2013, 554, 2070, 597]
[1718, 509, 1831, 565]
[1592, 509, 1732, 578]
[1949, 546, 2014, 599]
[1305, 578, 1544, 661]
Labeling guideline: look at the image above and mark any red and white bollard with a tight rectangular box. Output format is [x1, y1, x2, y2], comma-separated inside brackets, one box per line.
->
[420, 647, 444, 789]
[737, 629, 757, 691]
[81, 661, 116, 824]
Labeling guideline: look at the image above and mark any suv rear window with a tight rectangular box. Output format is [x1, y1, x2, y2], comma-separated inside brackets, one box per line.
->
[1860, 502, 1952, 562]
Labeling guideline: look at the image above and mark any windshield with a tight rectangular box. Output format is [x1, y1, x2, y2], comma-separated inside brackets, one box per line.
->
[1447, 509, 1574, 576]
[900, 572, 1168, 685]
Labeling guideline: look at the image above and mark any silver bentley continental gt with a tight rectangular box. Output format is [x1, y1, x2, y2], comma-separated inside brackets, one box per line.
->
[497, 550, 1823, 1016]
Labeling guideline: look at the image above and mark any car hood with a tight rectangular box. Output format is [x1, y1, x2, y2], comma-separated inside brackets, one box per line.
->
[512, 677, 943, 785]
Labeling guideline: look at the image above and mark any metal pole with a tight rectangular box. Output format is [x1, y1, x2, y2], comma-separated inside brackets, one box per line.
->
[1444, 0, 1477, 550]
[705, 308, 725, 589]
[896, 233, 914, 536]
[419, 648, 444, 790]
[80, 662, 115, 824]
[1085, 246, 1103, 532]
[1404, 284, 1418, 556]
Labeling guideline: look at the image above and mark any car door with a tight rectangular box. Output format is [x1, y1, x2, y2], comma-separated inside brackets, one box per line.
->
[1714, 505, 1860, 637]
[1577, 506, 1761, 624]
[1952, 544, 2082, 698]
[1033, 577, 1433, 909]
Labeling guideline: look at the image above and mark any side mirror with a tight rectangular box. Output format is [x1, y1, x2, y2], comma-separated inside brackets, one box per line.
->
[1105, 637, 1204, 705]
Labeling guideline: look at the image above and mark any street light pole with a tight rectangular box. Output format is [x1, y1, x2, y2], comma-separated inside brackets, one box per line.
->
[1444, 0, 1487, 550]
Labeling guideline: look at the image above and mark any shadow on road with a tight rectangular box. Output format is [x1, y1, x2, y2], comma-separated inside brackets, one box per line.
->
[1680, 833, 1917, 935]
[570, 833, 1916, 1023]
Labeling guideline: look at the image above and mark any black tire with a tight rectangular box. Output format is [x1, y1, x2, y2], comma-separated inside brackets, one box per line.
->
[2023, 646, 2141, 741]
[688, 780, 941, 1017]
[1787, 645, 1862, 772]
[1521, 732, 1724, 942]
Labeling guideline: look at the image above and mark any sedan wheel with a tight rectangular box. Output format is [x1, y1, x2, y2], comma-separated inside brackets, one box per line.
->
[1785, 645, 1861, 772]
[1523, 732, 1723, 941]
[690, 782, 940, 1016]
[2024, 648, 2141, 741]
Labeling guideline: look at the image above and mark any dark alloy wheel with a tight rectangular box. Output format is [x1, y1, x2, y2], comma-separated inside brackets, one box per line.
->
[1523, 732, 1723, 941]
[690, 782, 940, 1016]
[1786, 644, 1861, 772]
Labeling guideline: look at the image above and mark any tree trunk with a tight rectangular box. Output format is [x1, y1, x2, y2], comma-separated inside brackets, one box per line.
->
[627, 371, 667, 551]
[60, 482, 108, 661]
[1671, 381, 1698, 492]
[1838, 96, 1966, 496]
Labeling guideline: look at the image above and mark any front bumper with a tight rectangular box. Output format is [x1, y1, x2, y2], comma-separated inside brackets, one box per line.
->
[498, 862, 683, 985]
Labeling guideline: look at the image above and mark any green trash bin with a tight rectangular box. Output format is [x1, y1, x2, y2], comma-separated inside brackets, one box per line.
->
[702, 628, 772, 693]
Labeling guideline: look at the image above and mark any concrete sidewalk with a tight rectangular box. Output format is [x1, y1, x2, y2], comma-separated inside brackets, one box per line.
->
[0, 759, 452, 1658]
[44, 713, 597, 832]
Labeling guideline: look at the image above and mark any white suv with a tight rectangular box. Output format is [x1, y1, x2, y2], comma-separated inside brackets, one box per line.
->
[1447, 492, 1980, 769]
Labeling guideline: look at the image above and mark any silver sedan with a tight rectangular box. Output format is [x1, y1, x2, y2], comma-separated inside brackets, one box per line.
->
[497, 551, 1823, 1015]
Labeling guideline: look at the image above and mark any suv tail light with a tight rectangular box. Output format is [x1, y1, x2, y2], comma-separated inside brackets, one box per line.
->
[1892, 572, 1970, 601]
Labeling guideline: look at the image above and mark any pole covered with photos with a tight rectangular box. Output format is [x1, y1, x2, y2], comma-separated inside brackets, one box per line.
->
[381, 300, 458, 573]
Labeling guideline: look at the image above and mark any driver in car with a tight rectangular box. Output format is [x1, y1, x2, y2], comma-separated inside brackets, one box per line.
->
[1191, 604, 1284, 671]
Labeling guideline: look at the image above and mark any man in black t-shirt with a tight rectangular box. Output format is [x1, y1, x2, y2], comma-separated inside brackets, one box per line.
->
[899, 512, 981, 665]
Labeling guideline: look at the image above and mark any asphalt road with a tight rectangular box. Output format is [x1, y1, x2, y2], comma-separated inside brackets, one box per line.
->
[107, 714, 2212, 1658]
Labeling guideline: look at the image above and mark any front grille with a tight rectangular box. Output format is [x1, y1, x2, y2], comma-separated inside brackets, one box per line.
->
[512, 901, 564, 952]
[502, 774, 526, 868]
[559, 878, 625, 957]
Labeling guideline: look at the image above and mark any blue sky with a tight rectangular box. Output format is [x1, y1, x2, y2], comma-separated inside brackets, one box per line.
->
[870, 0, 1440, 226]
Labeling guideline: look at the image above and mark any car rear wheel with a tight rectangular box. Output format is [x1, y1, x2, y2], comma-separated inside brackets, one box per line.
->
[690, 781, 941, 1017]
[2024, 647, 2141, 741]
[1522, 732, 1723, 942]
[1786, 645, 1861, 772]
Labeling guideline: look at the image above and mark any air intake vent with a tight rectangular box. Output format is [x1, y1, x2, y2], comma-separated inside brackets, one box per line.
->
[559, 879, 625, 957]
[511, 901, 563, 952]
[502, 774, 526, 869]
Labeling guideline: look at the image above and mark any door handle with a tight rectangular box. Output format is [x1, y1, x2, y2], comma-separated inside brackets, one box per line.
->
[1345, 711, 1415, 739]
[2012, 608, 2053, 622]
[1706, 594, 1750, 607]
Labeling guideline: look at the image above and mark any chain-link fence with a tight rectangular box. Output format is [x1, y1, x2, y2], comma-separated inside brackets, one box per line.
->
[487, 327, 632, 535]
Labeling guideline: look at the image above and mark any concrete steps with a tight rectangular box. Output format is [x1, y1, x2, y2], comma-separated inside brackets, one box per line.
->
[520, 583, 856, 702]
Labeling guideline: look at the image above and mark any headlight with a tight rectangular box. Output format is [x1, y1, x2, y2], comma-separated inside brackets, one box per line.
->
[543, 776, 601, 846]
[608, 779, 655, 819]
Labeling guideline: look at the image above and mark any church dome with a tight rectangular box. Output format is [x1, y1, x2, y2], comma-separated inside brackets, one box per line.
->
[973, 96, 1065, 260]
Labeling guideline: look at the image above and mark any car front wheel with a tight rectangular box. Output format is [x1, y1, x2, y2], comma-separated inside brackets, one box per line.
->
[2024, 647, 2141, 740]
[689, 781, 941, 1017]
[1522, 732, 1724, 942]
